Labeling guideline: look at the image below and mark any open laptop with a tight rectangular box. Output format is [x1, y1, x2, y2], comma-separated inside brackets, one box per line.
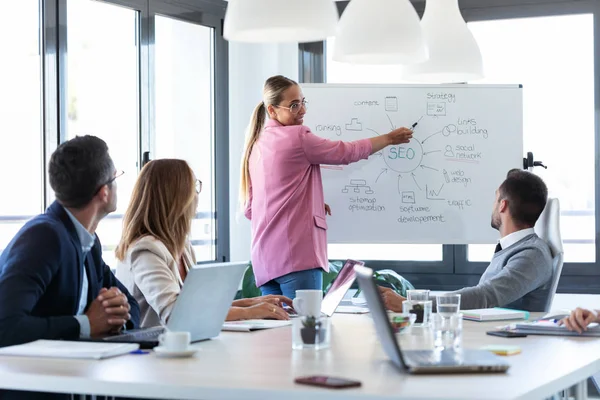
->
[322, 259, 365, 316]
[354, 264, 510, 374]
[285, 259, 364, 317]
[98, 261, 247, 348]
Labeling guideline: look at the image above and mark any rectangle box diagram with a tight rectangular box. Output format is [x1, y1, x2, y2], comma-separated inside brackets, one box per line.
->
[427, 102, 446, 116]
[385, 96, 398, 112]
[402, 191, 415, 204]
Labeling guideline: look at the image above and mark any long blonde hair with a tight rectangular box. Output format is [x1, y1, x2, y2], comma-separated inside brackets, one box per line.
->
[116, 159, 197, 261]
[239, 75, 298, 208]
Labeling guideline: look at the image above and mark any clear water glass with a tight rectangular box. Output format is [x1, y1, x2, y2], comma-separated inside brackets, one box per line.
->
[406, 289, 430, 302]
[436, 294, 461, 316]
[433, 313, 463, 351]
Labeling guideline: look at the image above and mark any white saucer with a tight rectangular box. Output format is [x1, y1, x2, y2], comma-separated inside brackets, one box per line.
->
[154, 346, 198, 358]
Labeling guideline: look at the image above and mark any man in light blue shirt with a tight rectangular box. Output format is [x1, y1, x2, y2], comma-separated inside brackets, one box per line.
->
[0, 135, 139, 350]
[64, 208, 95, 337]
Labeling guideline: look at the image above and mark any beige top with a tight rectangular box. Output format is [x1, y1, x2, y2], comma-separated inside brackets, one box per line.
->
[116, 236, 196, 328]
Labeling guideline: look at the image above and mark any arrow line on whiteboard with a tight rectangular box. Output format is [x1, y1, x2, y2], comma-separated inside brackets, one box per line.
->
[411, 172, 422, 191]
[366, 128, 380, 136]
[420, 165, 439, 172]
[386, 114, 396, 130]
[422, 130, 442, 144]
[423, 150, 441, 156]
[376, 168, 388, 183]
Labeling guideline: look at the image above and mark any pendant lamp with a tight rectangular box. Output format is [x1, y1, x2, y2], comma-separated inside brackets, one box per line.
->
[333, 0, 427, 65]
[402, 0, 483, 82]
[224, 0, 339, 43]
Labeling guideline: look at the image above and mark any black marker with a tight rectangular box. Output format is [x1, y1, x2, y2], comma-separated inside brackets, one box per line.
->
[411, 116, 423, 130]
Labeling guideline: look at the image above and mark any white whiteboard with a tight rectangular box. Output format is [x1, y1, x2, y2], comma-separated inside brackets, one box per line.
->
[302, 84, 523, 244]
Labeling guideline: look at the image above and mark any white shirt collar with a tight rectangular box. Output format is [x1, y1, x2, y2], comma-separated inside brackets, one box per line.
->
[499, 228, 535, 250]
[63, 206, 96, 253]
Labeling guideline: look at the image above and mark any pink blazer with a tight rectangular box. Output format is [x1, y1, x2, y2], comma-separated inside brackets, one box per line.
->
[245, 119, 372, 287]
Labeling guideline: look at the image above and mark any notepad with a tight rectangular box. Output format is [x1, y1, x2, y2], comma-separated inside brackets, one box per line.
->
[335, 305, 369, 314]
[221, 320, 291, 332]
[513, 319, 600, 337]
[0, 340, 139, 360]
[481, 345, 522, 356]
[462, 308, 529, 322]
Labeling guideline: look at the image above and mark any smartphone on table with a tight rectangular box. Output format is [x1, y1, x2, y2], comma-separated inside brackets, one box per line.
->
[295, 375, 362, 389]
[487, 330, 528, 338]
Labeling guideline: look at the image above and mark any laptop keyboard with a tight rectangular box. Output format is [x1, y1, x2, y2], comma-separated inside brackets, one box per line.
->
[104, 326, 165, 342]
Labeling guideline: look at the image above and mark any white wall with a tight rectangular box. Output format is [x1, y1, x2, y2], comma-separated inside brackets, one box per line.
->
[228, 42, 299, 262]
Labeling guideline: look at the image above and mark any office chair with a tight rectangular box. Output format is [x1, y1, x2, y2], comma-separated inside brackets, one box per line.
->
[533, 198, 564, 312]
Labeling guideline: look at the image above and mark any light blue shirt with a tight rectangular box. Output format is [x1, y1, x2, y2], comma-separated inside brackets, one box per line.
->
[63, 207, 95, 338]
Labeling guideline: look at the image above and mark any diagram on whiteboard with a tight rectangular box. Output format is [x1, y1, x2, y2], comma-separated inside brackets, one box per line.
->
[302, 84, 523, 244]
[338, 115, 480, 204]
[341, 179, 374, 194]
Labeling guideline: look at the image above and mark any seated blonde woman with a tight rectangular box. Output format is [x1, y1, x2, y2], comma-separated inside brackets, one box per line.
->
[115, 159, 290, 328]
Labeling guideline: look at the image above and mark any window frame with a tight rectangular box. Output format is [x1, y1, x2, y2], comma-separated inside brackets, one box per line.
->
[16, 0, 228, 264]
[301, 0, 600, 293]
[148, 1, 229, 264]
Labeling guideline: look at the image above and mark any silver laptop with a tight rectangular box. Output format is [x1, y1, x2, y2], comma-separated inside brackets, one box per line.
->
[354, 264, 510, 374]
[102, 261, 247, 348]
[285, 259, 364, 317]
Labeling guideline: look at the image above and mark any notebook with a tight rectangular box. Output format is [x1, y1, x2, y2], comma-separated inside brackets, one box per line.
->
[335, 305, 369, 314]
[462, 308, 529, 322]
[221, 320, 291, 332]
[513, 319, 600, 337]
[0, 340, 139, 360]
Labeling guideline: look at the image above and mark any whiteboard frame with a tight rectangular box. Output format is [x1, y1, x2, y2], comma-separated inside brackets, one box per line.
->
[301, 82, 523, 245]
[302, 83, 523, 90]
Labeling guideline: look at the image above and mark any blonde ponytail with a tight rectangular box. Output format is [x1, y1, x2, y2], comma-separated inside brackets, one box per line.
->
[239, 75, 298, 211]
[239, 101, 266, 208]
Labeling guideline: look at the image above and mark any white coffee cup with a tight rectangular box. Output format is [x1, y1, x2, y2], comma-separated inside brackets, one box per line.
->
[293, 289, 323, 317]
[158, 331, 190, 352]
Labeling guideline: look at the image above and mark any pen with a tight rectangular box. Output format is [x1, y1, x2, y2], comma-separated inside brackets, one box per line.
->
[130, 349, 150, 355]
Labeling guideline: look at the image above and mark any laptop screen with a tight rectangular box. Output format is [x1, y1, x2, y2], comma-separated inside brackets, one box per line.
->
[354, 264, 407, 371]
[321, 259, 364, 316]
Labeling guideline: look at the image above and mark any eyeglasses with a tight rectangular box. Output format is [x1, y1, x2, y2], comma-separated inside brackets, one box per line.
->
[94, 170, 124, 195]
[195, 179, 202, 194]
[275, 99, 308, 115]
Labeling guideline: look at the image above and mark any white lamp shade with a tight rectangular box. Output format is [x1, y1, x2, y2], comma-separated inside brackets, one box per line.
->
[402, 0, 484, 83]
[333, 0, 427, 65]
[224, 0, 338, 43]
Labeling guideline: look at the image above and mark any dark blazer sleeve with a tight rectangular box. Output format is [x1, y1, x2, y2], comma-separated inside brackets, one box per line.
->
[102, 261, 140, 329]
[94, 237, 140, 329]
[0, 224, 79, 347]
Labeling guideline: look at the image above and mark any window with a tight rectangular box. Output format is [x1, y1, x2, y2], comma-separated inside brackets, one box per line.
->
[466, 14, 595, 263]
[326, 13, 595, 265]
[154, 16, 216, 262]
[0, 0, 43, 252]
[326, 38, 442, 262]
[66, 0, 140, 266]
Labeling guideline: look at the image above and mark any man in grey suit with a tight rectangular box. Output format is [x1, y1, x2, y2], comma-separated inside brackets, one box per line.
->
[381, 169, 552, 312]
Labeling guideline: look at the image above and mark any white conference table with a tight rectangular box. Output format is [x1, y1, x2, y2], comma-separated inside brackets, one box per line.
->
[0, 313, 599, 400]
